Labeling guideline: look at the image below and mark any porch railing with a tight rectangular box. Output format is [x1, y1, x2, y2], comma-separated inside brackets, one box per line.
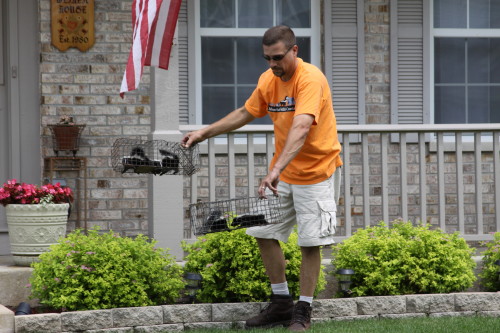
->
[180, 124, 500, 242]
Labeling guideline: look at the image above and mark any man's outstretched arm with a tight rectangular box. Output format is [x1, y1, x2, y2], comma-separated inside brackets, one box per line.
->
[181, 106, 256, 148]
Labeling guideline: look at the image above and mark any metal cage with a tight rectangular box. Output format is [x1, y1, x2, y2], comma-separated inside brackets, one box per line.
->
[189, 196, 284, 235]
[111, 138, 199, 176]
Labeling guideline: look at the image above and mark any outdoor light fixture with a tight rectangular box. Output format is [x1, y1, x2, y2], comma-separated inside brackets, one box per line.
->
[184, 272, 202, 303]
[336, 268, 355, 297]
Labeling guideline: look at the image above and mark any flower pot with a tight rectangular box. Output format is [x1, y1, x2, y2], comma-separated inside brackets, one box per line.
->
[48, 124, 85, 156]
[6, 203, 69, 266]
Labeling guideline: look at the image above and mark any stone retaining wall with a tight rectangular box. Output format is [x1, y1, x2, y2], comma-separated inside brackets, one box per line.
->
[2, 293, 500, 333]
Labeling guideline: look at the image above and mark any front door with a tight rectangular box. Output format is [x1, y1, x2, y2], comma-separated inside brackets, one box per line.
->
[0, 0, 10, 254]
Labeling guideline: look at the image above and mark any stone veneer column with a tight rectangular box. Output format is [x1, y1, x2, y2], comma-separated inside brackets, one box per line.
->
[148, 29, 184, 259]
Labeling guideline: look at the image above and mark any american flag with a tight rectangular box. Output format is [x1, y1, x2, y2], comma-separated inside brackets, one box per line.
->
[120, 0, 182, 97]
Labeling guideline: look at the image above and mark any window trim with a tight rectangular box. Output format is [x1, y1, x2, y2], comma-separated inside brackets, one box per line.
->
[428, 0, 500, 125]
[192, 0, 321, 124]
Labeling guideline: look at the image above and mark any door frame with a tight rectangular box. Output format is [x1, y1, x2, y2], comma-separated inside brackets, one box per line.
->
[5, 0, 40, 183]
[0, 0, 41, 255]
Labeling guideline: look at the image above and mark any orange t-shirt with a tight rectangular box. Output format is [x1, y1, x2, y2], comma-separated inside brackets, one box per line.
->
[245, 58, 342, 185]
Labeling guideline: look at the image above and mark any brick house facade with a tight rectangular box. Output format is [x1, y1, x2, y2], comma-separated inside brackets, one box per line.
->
[1, 0, 498, 257]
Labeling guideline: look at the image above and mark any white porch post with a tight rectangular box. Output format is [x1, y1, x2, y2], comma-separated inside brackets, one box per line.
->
[149, 31, 184, 259]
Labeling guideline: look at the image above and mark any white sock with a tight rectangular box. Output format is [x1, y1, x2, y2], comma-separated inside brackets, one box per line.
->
[299, 295, 313, 304]
[271, 282, 290, 295]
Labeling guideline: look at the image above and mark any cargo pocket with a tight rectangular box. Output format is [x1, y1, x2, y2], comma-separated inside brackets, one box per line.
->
[317, 200, 337, 237]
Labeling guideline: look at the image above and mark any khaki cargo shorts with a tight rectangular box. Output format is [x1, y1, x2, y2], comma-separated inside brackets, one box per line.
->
[246, 167, 341, 247]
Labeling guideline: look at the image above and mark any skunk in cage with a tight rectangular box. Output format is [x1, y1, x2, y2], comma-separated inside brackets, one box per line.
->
[189, 196, 284, 235]
[112, 138, 199, 176]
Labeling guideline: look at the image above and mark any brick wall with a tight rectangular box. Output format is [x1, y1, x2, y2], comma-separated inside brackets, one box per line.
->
[39, 0, 151, 236]
[38, 1, 496, 242]
[364, 0, 391, 124]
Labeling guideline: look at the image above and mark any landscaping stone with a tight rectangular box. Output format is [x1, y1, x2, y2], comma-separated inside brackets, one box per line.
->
[15, 313, 61, 333]
[332, 315, 378, 321]
[406, 294, 455, 313]
[356, 296, 406, 315]
[112, 307, 162, 327]
[0, 305, 14, 333]
[454, 292, 500, 312]
[429, 311, 476, 318]
[61, 310, 112, 331]
[134, 324, 184, 332]
[0, 265, 38, 308]
[162, 304, 211, 323]
[478, 311, 500, 317]
[380, 313, 426, 320]
[211, 302, 261, 322]
[84, 329, 133, 333]
[184, 322, 234, 330]
[6, 293, 500, 331]
[312, 298, 357, 318]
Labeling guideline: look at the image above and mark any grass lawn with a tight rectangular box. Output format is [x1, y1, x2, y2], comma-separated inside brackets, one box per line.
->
[187, 316, 500, 333]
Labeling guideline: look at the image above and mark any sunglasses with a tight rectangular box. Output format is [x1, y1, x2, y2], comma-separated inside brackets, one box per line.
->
[262, 45, 294, 62]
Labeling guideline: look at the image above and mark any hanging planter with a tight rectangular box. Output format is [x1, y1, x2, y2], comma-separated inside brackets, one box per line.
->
[48, 116, 85, 157]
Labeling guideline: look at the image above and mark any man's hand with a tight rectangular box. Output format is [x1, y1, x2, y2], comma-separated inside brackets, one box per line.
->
[181, 131, 204, 148]
[258, 113, 314, 198]
[258, 168, 280, 199]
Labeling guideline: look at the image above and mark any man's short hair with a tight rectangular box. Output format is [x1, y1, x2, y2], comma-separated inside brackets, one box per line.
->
[262, 25, 296, 48]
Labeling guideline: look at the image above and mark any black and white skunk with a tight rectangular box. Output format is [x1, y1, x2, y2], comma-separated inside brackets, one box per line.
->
[158, 149, 180, 175]
[122, 147, 148, 173]
[122, 146, 161, 173]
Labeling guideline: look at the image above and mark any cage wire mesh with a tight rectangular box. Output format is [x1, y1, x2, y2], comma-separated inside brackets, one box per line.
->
[189, 196, 284, 235]
[112, 138, 199, 176]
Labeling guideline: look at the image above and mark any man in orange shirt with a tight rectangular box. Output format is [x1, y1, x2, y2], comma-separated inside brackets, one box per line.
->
[182, 25, 342, 332]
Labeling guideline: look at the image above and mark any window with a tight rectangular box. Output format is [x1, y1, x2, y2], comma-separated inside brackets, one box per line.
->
[195, 0, 320, 124]
[433, 0, 500, 124]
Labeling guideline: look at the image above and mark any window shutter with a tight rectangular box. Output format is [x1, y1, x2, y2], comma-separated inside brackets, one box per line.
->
[178, 0, 189, 124]
[391, 0, 428, 124]
[326, 0, 365, 124]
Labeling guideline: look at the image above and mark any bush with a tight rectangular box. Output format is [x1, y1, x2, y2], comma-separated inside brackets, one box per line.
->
[30, 229, 184, 311]
[182, 229, 326, 303]
[331, 220, 476, 297]
[479, 232, 500, 291]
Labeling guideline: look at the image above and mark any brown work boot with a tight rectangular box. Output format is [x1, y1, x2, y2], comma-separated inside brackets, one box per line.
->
[245, 294, 294, 329]
[288, 301, 312, 331]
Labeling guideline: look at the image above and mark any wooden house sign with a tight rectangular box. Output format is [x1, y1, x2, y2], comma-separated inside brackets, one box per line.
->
[51, 0, 95, 52]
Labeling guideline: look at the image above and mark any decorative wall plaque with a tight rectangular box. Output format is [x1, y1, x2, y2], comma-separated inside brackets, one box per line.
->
[51, 0, 95, 52]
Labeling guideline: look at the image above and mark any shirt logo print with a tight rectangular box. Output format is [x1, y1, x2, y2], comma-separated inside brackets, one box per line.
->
[268, 96, 295, 112]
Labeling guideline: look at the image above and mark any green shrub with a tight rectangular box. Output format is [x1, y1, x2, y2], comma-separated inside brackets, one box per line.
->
[30, 229, 184, 311]
[331, 220, 476, 297]
[182, 229, 326, 303]
[479, 232, 500, 291]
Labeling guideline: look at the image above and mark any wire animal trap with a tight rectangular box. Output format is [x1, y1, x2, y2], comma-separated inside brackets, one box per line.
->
[112, 138, 199, 176]
[190, 196, 284, 235]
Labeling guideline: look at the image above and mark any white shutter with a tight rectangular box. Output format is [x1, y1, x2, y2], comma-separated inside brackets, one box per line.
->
[391, 0, 427, 124]
[178, 0, 189, 124]
[326, 0, 365, 124]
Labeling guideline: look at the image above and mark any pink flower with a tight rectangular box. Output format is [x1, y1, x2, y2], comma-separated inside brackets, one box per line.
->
[0, 179, 73, 206]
